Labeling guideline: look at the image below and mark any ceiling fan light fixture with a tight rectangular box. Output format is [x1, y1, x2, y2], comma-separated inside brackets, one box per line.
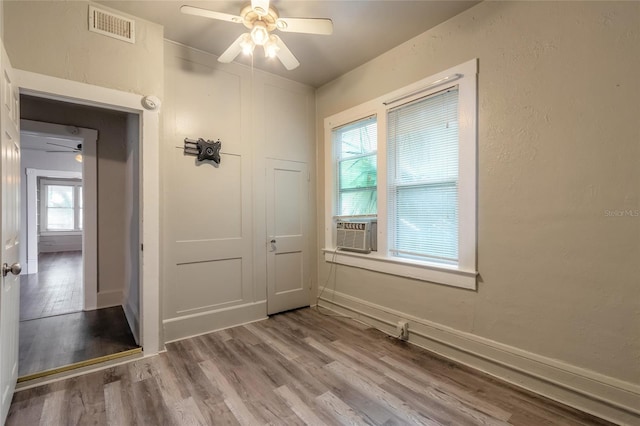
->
[251, 21, 269, 45]
[264, 35, 280, 58]
[251, 0, 270, 17]
[240, 33, 255, 55]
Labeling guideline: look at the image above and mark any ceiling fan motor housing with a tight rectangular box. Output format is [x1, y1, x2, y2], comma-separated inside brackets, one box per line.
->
[240, 4, 279, 31]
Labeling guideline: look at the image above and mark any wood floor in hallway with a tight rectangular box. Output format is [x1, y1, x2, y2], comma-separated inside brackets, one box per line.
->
[18, 250, 138, 378]
[18, 306, 139, 378]
[20, 251, 83, 321]
[7, 308, 613, 425]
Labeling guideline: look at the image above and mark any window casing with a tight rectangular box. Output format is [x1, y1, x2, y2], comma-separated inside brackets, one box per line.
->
[324, 59, 478, 289]
[40, 179, 83, 234]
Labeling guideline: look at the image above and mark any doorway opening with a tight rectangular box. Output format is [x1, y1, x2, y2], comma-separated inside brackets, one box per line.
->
[20, 119, 97, 320]
[17, 95, 141, 380]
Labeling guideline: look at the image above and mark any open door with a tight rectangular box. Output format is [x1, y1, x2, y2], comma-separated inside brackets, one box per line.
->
[266, 159, 309, 315]
[0, 41, 21, 423]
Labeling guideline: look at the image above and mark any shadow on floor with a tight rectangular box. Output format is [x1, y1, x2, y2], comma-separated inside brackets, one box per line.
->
[19, 306, 139, 378]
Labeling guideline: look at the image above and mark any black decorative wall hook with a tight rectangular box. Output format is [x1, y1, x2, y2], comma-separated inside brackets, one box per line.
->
[184, 138, 222, 165]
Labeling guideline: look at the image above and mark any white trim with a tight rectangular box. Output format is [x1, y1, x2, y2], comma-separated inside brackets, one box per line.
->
[322, 248, 477, 289]
[318, 290, 640, 426]
[25, 169, 81, 273]
[96, 289, 122, 309]
[163, 301, 268, 343]
[324, 59, 478, 290]
[39, 178, 83, 233]
[123, 300, 140, 345]
[163, 315, 267, 345]
[38, 231, 82, 237]
[16, 70, 162, 354]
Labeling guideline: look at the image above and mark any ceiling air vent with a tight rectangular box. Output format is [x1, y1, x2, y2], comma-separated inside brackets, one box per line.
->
[88, 6, 135, 44]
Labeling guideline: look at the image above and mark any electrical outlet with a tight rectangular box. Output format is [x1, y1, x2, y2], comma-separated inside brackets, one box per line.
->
[397, 321, 409, 340]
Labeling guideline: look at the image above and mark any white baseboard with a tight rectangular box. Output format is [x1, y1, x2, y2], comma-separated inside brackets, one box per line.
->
[163, 300, 267, 343]
[26, 257, 38, 274]
[123, 301, 140, 345]
[318, 289, 640, 426]
[96, 290, 123, 309]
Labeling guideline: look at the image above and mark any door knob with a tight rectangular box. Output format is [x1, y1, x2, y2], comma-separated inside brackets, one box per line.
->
[270, 239, 276, 244]
[2, 262, 21, 277]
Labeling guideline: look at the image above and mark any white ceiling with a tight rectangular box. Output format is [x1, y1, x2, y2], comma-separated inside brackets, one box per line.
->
[97, 0, 479, 88]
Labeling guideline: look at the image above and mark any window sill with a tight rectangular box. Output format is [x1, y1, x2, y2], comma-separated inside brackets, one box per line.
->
[322, 248, 477, 290]
[40, 231, 82, 237]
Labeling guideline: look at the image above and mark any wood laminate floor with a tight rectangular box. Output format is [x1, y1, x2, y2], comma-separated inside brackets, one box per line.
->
[20, 251, 83, 321]
[18, 306, 139, 378]
[8, 308, 612, 425]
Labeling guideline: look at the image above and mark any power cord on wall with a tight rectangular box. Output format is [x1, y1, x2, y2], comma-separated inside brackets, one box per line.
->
[315, 247, 407, 342]
[315, 247, 353, 319]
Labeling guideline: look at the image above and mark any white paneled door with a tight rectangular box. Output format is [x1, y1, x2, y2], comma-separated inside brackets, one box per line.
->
[266, 159, 309, 315]
[0, 41, 21, 424]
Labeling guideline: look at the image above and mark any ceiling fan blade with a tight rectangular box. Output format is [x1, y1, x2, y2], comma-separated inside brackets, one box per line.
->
[276, 18, 333, 35]
[180, 5, 243, 24]
[218, 34, 246, 64]
[273, 36, 300, 70]
[47, 142, 76, 149]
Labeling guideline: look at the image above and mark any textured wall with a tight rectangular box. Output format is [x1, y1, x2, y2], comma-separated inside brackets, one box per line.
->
[316, 1, 639, 384]
[3, 0, 163, 97]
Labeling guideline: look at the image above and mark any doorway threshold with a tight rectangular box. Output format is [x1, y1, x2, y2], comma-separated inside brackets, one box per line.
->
[16, 347, 143, 388]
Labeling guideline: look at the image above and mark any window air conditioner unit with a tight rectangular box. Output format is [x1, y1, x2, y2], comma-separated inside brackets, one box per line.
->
[336, 221, 373, 253]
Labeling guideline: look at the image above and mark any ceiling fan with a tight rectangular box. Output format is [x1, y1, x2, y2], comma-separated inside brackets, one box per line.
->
[180, 0, 333, 70]
[46, 142, 82, 153]
[46, 142, 84, 162]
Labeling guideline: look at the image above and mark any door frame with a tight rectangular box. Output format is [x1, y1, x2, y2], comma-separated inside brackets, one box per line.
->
[15, 70, 162, 354]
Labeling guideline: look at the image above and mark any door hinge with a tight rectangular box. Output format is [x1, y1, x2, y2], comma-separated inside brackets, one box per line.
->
[141, 244, 144, 251]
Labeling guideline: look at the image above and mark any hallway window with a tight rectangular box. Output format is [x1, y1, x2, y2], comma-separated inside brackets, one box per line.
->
[40, 179, 83, 233]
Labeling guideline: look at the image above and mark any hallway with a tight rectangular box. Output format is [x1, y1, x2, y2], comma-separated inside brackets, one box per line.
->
[20, 251, 83, 321]
[18, 251, 139, 379]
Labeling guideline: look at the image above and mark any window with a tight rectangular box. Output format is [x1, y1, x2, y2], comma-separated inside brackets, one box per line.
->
[324, 59, 477, 289]
[40, 179, 83, 233]
[387, 88, 459, 264]
[334, 116, 377, 217]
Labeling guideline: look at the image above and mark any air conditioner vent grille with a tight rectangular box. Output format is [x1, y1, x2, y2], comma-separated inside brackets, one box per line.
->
[336, 221, 371, 254]
[89, 6, 135, 44]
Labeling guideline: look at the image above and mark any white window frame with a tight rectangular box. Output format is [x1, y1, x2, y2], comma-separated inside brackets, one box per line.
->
[323, 59, 478, 289]
[39, 178, 83, 235]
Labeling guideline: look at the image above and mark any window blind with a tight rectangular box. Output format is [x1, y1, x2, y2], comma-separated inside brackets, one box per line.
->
[387, 87, 459, 264]
[333, 116, 378, 216]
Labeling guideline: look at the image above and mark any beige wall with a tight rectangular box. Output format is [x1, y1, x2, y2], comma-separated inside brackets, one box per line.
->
[161, 41, 316, 340]
[316, 0, 639, 388]
[3, 0, 163, 97]
[21, 96, 131, 306]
